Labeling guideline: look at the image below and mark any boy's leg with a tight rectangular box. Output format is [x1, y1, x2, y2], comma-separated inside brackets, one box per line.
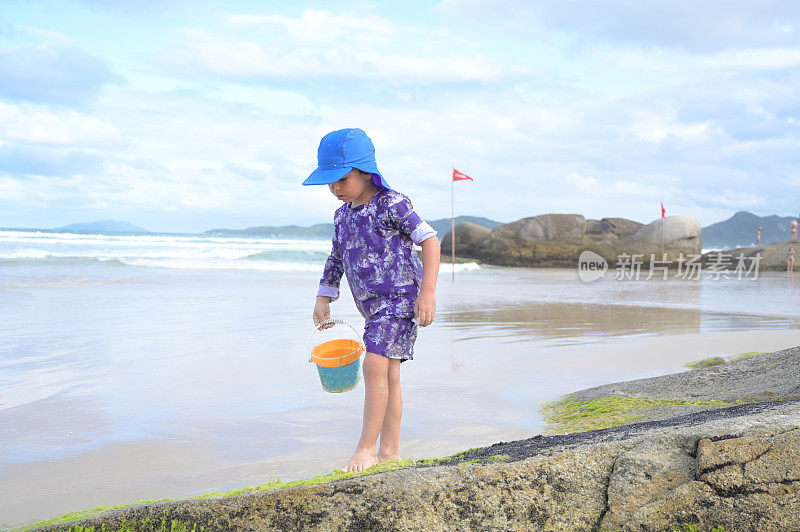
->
[378, 358, 402, 462]
[341, 352, 388, 473]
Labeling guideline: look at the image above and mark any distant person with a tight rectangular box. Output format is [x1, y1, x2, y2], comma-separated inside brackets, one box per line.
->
[305, 128, 440, 473]
[792, 219, 798, 240]
[756, 226, 761, 246]
[789, 248, 795, 273]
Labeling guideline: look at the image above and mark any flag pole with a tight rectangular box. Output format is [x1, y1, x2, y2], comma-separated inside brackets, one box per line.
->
[451, 167, 455, 283]
[660, 200, 664, 256]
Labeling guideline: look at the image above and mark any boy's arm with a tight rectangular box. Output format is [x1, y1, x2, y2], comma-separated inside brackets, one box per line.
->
[318, 227, 343, 302]
[314, 230, 342, 329]
[314, 251, 339, 329]
[318, 251, 343, 301]
[415, 235, 440, 327]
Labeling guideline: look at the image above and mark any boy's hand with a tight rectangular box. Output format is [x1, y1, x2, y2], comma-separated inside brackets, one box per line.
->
[313, 296, 333, 329]
[414, 290, 436, 327]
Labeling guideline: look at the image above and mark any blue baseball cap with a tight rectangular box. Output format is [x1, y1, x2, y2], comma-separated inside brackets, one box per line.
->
[303, 128, 391, 189]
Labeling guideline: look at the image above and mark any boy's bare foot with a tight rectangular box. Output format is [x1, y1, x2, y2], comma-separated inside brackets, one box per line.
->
[377, 451, 401, 463]
[341, 448, 379, 473]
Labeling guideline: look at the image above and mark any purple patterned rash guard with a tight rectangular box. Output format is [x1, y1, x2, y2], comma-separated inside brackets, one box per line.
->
[317, 188, 437, 320]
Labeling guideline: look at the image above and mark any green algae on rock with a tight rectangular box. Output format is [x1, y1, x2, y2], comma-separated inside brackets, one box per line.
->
[40, 516, 207, 532]
[685, 356, 726, 369]
[20, 449, 514, 532]
[672, 525, 725, 532]
[17, 462, 416, 532]
[541, 395, 742, 435]
[685, 351, 768, 370]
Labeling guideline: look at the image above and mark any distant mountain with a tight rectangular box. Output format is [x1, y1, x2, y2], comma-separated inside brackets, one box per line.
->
[203, 216, 503, 239]
[57, 220, 149, 233]
[701, 211, 796, 250]
[204, 224, 335, 238]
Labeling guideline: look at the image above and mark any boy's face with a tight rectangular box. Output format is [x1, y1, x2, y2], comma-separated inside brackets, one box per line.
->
[328, 169, 373, 203]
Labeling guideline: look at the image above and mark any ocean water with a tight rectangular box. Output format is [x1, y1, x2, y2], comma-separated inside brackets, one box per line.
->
[1, 229, 799, 527]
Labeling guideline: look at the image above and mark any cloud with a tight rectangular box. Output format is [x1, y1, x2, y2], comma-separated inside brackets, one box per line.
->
[3, 3, 800, 231]
[18, 26, 75, 45]
[438, 0, 800, 51]
[225, 11, 398, 44]
[691, 189, 770, 209]
[698, 48, 800, 70]
[224, 162, 275, 182]
[169, 32, 523, 84]
[163, 11, 529, 85]
[605, 48, 800, 77]
[659, 68, 800, 145]
[0, 43, 120, 105]
[0, 102, 121, 146]
[0, 87, 334, 230]
[79, 0, 209, 12]
[0, 176, 28, 203]
[5, 58, 793, 230]
[628, 116, 715, 145]
[609, 180, 662, 197]
[0, 146, 104, 177]
[308, 75, 798, 226]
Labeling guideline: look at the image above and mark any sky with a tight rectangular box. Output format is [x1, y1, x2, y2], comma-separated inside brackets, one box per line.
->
[1, 0, 800, 233]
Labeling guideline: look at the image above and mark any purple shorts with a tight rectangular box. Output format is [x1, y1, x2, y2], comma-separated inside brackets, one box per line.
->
[363, 314, 418, 362]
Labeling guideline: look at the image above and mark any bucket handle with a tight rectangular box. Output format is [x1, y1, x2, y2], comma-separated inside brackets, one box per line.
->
[308, 318, 364, 363]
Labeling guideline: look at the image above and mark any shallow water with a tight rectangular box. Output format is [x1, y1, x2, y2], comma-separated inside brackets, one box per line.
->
[1, 232, 799, 527]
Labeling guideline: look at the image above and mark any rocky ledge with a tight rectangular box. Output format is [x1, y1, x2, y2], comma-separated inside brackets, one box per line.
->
[440, 214, 702, 267]
[702, 240, 800, 271]
[39, 347, 800, 531]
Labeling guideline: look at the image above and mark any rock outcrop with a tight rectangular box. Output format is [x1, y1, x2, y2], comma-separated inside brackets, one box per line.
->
[702, 240, 800, 272]
[442, 214, 702, 267]
[439, 221, 490, 258]
[37, 402, 800, 531]
[615, 216, 702, 258]
[568, 345, 800, 410]
[38, 347, 800, 532]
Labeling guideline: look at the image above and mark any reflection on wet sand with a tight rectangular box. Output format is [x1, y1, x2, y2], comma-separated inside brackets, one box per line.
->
[445, 302, 703, 344]
[443, 297, 798, 346]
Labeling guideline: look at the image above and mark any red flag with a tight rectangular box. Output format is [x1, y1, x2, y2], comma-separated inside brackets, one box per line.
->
[661, 201, 666, 219]
[453, 169, 474, 182]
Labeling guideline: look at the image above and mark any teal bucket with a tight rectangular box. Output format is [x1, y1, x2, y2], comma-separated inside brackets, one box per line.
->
[316, 356, 362, 393]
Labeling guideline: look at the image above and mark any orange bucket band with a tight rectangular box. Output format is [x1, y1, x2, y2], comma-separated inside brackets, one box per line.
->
[309, 339, 364, 368]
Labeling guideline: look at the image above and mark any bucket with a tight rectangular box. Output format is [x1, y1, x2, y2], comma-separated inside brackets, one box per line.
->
[309, 319, 364, 393]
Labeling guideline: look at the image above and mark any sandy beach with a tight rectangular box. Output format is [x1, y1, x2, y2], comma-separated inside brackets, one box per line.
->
[2, 254, 800, 528]
[28, 346, 800, 531]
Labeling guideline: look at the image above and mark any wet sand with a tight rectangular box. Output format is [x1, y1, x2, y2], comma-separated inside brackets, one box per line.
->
[4, 328, 798, 529]
[2, 266, 799, 528]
